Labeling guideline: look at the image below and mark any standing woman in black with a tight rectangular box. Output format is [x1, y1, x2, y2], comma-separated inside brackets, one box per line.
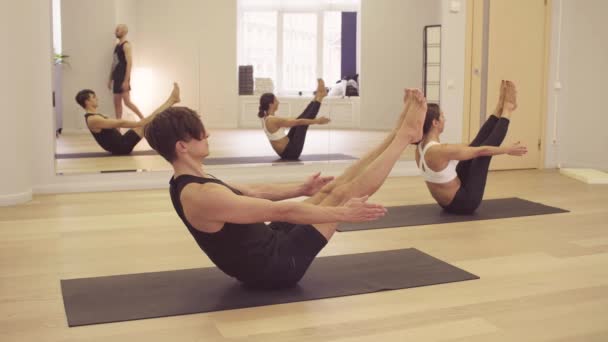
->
[258, 79, 331, 160]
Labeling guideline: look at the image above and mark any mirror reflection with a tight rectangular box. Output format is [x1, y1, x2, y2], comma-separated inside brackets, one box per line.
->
[52, 0, 441, 175]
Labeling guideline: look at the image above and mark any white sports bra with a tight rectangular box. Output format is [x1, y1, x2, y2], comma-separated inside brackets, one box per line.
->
[260, 116, 287, 141]
[417, 141, 459, 184]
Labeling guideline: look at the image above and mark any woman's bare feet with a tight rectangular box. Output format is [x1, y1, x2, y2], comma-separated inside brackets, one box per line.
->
[170, 82, 181, 104]
[400, 89, 427, 143]
[493, 80, 506, 117]
[502, 80, 517, 119]
[314, 79, 327, 102]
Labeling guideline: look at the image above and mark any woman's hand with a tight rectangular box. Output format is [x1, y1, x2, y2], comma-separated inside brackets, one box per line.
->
[316, 117, 331, 125]
[507, 141, 527, 156]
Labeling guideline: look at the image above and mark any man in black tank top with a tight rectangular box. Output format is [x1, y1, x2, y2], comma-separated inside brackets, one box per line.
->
[75, 83, 181, 155]
[144, 89, 428, 289]
[108, 24, 144, 120]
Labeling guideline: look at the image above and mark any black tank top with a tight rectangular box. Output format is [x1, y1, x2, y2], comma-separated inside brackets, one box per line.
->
[84, 113, 124, 153]
[112, 41, 128, 78]
[169, 174, 279, 282]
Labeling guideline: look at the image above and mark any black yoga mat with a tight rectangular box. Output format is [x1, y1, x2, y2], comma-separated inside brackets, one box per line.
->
[203, 153, 357, 165]
[55, 150, 158, 158]
[339, 197, 569, 232]
[61, 248, 478, 327]
[55, 151, 356, 164]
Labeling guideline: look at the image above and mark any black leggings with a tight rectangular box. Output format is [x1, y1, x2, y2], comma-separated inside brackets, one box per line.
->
[443, 115, 510, 214]
[279, 101, 321, 160]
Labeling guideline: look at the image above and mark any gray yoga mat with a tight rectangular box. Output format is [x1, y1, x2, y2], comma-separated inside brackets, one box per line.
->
[61, 248, 478, 327]
[55, 151, 356, 164]
[339, 197, 569, 232]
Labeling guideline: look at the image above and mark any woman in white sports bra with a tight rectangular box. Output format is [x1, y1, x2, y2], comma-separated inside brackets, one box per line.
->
[415, 80, 528, 214]
[258, 79, 331, 160]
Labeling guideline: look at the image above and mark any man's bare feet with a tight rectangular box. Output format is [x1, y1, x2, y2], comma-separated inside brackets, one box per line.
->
[400, 89, 427, 143]
[394, 88, 414, 131]
[493, 80, 506, 117]
[314, 78, 327, 102]
[170, 82, 181, 104]
[502, 80, 517, 118]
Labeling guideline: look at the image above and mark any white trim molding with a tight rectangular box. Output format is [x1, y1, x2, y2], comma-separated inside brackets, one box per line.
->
[0, 190, 33, 207]
[34, 160, 419, 194]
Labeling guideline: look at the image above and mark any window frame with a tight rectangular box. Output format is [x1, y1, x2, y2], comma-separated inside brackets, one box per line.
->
[238, 5, 358, 96]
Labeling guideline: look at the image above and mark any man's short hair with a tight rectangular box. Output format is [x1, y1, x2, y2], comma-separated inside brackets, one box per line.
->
[75, 89, 95, 109]
[144, 107, 206, 162]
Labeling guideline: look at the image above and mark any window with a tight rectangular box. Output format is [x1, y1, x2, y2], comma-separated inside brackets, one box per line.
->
[282, 13, 317, 92]
[239, 1, 359, 95]
[323, 12, 342, 87]
[52, 0, 62, 54]
[241, 12, 277, 82]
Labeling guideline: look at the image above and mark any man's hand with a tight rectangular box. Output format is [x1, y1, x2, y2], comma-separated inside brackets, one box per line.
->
[301, 172, 334, 196]
[341, 196, 387, 222]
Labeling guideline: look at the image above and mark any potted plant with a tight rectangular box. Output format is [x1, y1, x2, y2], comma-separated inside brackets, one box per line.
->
[53, 53, 70, 66]
[52, 53, 69, 136]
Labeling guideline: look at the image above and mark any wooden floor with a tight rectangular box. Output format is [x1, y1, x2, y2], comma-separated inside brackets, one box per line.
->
[1, 170, 607, 341]
[55, 129, 416, 174]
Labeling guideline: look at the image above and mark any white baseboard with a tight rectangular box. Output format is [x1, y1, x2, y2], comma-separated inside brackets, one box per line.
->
[59, 128, 89, 135]
[0, 190, 33, 206]
[559, 168, 608, 184]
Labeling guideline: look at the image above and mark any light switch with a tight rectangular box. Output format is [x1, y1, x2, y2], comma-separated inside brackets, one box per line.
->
[450, 0, 461, 13]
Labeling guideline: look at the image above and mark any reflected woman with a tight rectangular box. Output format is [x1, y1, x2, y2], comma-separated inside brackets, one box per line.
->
[258, 79, 331, 160]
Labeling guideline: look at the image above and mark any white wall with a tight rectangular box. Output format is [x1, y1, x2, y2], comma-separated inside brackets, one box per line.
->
[198, 1, 239, 128]
[134, 0, 237, 128]
[133, 0, 238, 128]
[439, 0, 466, 144]
[360, 0, 442, 130]
[61, 0, 116, 131]
[0, 0, 35, 206]
[115, 0, 138, 39]
[545, 0, 608, 170]
[133, 0, 203, 118]
[31, 0, 57, 198]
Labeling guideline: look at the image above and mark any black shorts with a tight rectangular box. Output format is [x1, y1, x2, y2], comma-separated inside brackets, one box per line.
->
[243, 222, 328, 290]
[112, 70, 131, 94]
[109, 129, 142, 155]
